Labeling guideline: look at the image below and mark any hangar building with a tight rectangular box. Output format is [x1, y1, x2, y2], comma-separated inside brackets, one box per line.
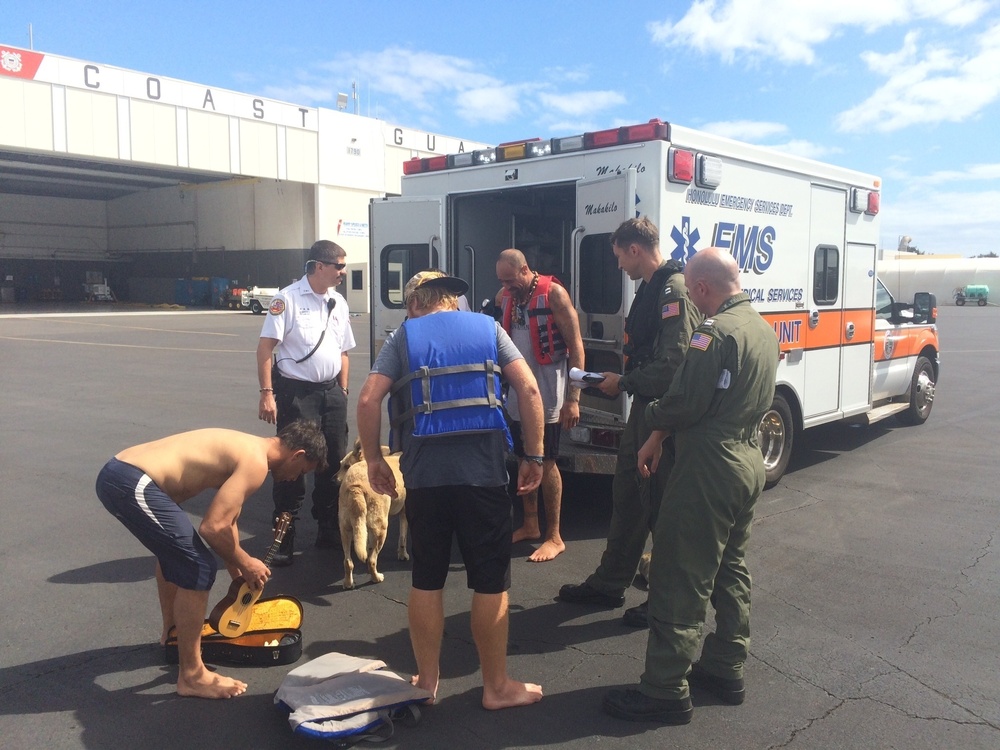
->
[0, 44, 487, 311]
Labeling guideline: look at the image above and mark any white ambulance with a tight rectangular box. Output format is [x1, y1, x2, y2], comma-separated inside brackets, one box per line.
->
[369, 119, 939, 484]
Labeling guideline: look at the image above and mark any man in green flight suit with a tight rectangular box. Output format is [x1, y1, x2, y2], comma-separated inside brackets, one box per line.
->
[558, 217, 702, 628]
[603, 246, 779, 725]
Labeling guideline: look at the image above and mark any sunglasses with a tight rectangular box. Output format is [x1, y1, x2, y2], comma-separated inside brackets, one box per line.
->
[310, 260, 347, 270]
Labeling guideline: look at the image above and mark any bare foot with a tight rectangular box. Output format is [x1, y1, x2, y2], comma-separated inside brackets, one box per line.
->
[512, 525, 541, 544]
[410, 674, 437, 704]
[482, 679, 543, 710]
[527, 539, 566, 562]
[177, 669, 248, 699]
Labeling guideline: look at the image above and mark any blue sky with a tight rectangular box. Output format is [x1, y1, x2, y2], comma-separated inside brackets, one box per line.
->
[4, 0, 1000, 257]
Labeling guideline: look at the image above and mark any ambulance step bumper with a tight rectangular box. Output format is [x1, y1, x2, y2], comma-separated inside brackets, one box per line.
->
[855, 402, 909, 426]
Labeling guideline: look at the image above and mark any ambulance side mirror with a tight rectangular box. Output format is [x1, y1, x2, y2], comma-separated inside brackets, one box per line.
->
[912, 292, 936, 324]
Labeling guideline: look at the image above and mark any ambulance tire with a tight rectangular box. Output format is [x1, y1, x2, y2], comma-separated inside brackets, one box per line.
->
[978, 297, 987, 306]
[250, 300, 263, 314]
[760, 393, 793, 488]
[899, 356, 935, 426]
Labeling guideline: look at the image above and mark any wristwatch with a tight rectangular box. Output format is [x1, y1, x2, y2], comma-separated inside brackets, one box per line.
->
[522, 455, 545, 466]
[617, 378, 627, 392]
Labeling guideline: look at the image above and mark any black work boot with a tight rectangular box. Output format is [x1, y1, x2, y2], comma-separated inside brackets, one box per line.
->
[622, 599, 649, 628]
[602, 688, 692, 724]
[557, 581, 625, 608]
[270, 521, 295, 567]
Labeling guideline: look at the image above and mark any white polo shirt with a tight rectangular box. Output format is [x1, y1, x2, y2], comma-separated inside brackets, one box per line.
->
[260, 275, 356, 384]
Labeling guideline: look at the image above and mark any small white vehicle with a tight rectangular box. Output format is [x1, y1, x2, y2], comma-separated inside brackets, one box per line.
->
[242, 286, 279, 314]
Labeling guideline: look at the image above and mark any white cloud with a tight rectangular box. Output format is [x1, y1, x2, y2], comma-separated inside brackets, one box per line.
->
[647, 0, 991, 65]
[698, 120, 838, 159]
[537, 90, 627, 118]
[455, 85, 524, 124]
[766, 140, 844, 160]
[836, 22, 1000, 132]
[923, 163, 1000, 183]
[701, 120, 789, 140]
[260, 46, 627, 132]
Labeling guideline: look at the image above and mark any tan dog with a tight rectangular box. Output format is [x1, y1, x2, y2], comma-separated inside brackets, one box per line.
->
[336, 440, 408, 589]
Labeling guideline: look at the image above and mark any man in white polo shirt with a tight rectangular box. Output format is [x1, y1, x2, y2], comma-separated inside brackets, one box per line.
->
[256, 240, 356, 566]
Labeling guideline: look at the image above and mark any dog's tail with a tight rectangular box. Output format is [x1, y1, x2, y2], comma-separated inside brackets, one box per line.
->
[352, 512, 368, 562]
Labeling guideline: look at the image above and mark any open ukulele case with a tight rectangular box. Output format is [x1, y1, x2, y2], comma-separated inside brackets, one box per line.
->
[164, 595, 303, 667]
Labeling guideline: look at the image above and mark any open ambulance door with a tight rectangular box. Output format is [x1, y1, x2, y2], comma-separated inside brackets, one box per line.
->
[369, 197, 445, 364]
[574, 170, 636, 425]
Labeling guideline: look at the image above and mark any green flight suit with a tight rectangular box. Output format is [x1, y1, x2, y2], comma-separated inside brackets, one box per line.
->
[638, 292, 779, 700]
[585, 262, 702, 598]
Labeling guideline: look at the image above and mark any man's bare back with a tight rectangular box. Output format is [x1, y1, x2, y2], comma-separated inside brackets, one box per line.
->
[116, 428, 270, 503]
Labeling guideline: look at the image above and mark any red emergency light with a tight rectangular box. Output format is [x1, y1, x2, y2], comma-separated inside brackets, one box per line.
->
[667, 148, 694, 184]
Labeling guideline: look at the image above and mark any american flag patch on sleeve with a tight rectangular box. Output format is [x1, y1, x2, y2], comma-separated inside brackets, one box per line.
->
[690, 332, 712, 351]
[661, 301, 680, 318]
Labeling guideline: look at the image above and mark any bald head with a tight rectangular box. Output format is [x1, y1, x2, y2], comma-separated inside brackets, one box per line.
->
[685, 247, 742, 316]
[496, 248, 535, 300]
[497, 248, 527, 271]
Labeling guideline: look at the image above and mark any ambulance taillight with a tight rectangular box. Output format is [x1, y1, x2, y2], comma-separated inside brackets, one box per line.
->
[850, 187, 880, 215]
[667, 148, 695, 184]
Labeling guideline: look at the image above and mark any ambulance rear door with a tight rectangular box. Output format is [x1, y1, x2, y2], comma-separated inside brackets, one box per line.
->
[369, 197, 445, 363]
[574, 169, 636, 424]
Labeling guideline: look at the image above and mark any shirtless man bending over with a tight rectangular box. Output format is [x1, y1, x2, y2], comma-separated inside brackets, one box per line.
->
[95, 420, 326, 699]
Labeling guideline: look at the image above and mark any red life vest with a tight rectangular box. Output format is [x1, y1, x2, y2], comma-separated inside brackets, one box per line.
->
[500, 274, 568, 365]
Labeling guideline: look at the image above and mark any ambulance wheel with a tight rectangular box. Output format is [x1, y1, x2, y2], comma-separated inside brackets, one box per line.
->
[759, 393, 793, 488]
[978, 297, 987, 306]
[899, 356, 935, 426]
[250, 300, 263, 314]
[955, 297, 966, 306]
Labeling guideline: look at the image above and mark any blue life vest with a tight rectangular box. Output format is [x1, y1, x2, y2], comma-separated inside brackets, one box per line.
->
[388, 311, 512, 452]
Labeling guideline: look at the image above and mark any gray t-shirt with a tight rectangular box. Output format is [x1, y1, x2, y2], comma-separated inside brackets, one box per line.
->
[371, 311, 523, 489]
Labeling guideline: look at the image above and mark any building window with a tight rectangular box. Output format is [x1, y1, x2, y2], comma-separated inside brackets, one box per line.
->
[351, 270, 363, 291]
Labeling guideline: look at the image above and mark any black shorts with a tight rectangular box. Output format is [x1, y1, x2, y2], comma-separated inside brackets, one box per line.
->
[509, 420, 561, 460]
[405, 485, 512, 594]
[96, 458, 217, 591]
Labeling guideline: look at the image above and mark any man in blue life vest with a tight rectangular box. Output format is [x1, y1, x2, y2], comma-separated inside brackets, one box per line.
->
[496, 248, 585, 562]
[357, 269, 546, 710]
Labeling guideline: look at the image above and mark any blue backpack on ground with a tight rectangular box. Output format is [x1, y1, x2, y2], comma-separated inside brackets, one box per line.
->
[274, 652, 432, 746]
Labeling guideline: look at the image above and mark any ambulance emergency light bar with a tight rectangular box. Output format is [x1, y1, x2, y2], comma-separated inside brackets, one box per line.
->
[405, 119, 672, 175]
[403, 119, 882, 214]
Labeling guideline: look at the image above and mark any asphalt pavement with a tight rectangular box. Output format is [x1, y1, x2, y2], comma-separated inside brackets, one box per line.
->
[1, 304, 998, 749]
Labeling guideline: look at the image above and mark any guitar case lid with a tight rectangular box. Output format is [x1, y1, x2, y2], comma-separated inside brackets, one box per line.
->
[164, 595, 303, 667]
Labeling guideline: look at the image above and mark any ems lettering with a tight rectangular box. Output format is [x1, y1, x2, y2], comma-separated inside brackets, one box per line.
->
[772, 319, 802, 345]
[712, 222, 775, 274]
[767, 287, 803, 303]
[745, 288, 765, 303]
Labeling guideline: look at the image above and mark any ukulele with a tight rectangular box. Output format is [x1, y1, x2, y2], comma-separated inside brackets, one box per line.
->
[208, 512, 292, 637]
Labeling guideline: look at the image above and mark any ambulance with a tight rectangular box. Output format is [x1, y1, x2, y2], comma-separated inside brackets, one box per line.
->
[369, 119, 940, 484]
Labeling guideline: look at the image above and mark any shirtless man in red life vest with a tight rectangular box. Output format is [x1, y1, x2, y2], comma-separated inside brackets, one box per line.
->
[496, 248, 585, 562]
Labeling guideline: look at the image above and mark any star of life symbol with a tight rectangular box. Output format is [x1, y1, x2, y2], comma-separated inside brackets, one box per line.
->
[669, 216, 700, 264]
[1, 50, 24, 74]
